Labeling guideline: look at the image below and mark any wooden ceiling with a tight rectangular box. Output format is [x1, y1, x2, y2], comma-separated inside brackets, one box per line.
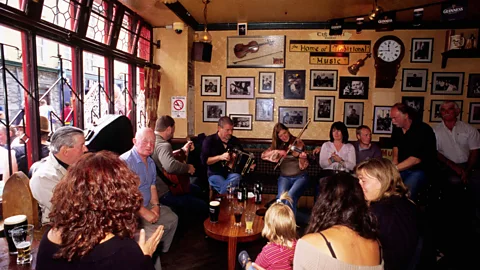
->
[120, 0, 478, 28]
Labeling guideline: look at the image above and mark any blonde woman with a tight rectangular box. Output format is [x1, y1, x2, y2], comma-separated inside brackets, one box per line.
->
[356, 158, 419, 270]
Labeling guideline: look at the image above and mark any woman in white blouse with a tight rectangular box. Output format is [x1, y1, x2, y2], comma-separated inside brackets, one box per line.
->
[316, 122, 356, 172]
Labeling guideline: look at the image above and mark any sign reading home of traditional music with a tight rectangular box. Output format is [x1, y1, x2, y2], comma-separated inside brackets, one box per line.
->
[310, 52, 349, 65]
[290, 40, 371, 53]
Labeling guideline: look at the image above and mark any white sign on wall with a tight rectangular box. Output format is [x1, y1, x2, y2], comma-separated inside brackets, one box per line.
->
[171, 96, 186, 118]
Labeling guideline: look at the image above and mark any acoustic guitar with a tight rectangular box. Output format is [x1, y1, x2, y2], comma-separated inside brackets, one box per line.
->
[163, 140, 193, 196]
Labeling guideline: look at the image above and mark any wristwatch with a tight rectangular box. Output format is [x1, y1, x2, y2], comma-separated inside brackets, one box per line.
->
[330, 157, 335, 163]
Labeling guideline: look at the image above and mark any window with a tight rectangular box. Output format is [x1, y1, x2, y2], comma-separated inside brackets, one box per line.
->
[116, 11, 138, 54]
[86, 0, 117, 45]
[41, 0, 81, 31]
[137, 26, 151, 61]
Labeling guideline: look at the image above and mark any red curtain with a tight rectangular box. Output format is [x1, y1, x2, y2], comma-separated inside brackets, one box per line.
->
[144, 67, 161, 129]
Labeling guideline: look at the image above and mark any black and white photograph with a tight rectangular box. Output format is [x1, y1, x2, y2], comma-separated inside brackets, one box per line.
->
[314, 96, 335, 122]
[402, 96, 425, 120]
[230, 114, 253, 130]
[283, 70, 306, 100]
[402, 69, 428, 92]
[468, 103, 480, 124]
[201, 75, 221, 96]
[430, 100, 462, 122]
[411, 38, 433, 63]
[203, 101, 226, 122]
[432, 72, 464, 95]
[259, 72, 275, 94]
[339, 76, 369, 100]
[255, 98, 274, 122]
[373, 106, 393, 134]
[467, 74, 480, 98]
[226, 77, 255, 99]
[278, 106, 308, 129]
[310, 69, 337, 90]
[344, 102, 364, 128]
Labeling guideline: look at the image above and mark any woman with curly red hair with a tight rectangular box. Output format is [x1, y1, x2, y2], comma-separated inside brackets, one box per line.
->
[36, 151, 164, 270]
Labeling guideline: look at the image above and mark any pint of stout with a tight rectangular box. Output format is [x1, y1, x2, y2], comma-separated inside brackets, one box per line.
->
[209, 201, 220, 223]
[4, 214, 28, 254]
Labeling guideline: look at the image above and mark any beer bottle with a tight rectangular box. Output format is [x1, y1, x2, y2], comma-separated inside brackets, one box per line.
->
[237, 182, 243, 202]
[242, 181, 248, 202]
[254, 180, 263, 204]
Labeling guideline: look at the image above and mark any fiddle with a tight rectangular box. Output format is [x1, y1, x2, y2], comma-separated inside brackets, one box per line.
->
[233, 39, 274, 59]
[274, 118, 311, 170]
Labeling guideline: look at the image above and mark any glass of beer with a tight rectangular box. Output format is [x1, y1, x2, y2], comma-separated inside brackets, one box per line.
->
[4, 214, 28, 254]
[233, 205, 244, 227]
[10, 224, 34, 265]
[245, 211, 255, 234]
[209, 201, 221, 223]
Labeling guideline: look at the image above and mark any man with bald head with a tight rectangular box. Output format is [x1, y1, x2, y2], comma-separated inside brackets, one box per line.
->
[120, 128, 178, 270]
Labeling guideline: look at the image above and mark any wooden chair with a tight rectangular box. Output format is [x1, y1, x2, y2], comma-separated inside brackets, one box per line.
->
[2, 172, 40, 229]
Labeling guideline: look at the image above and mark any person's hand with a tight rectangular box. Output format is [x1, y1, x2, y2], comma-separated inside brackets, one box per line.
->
[182, 141, 194, 153]
[249, 163, 256, 171]
[220, 152, 230, 161]
[151, 205, 161, 218]
[187, 164, 196, 175]
[138, 226, 164, 257]
[143, 209, 159, 224]
[277, 150, 287, 157]
[331, 153, 342, 163]
[299, 152, 307, 159]
[312, 146, 321, 155]
[252, 263, 266, 270]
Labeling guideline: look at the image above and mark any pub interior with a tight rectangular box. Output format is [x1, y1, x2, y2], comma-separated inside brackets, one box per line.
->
[1, 0, 480, 269]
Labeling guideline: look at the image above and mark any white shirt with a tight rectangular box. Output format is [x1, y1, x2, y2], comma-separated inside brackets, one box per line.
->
[319, 141, 356, 171]
[434, 120, 480, 164]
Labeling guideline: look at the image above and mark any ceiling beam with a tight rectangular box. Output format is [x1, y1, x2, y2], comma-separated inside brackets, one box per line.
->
[164, 2, 199, 30]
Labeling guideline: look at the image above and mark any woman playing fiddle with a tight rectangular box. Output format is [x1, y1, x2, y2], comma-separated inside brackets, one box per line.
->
[261, 123, 309, 216]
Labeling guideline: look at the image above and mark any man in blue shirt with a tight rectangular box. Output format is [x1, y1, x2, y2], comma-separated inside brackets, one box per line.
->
[120, 128, 178, 270]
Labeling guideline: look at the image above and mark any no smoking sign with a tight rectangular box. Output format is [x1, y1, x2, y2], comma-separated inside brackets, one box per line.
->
[171, 96, 186, 118]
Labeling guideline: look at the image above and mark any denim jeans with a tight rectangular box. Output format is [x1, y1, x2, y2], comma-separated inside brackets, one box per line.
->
[400, 169, 427, 202]
[208, 173, 241, 194]
[277, 173, 309, 215]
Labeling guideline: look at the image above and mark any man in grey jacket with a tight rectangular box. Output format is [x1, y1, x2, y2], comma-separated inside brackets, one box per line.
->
[152, 115, 208, 219]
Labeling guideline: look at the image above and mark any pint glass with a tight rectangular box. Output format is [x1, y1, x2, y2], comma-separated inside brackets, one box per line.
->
[4, 214, 28, 254]
[209, 201, 220, 223]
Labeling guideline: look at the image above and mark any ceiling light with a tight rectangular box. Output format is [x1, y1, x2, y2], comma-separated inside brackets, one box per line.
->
[369, 0, 383, 21]
[201, 0, 212, 43]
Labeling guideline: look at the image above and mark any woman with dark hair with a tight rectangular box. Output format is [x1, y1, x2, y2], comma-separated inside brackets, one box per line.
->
[315, 121, 355, 172]
[294, 173, 383, 269]
[36, 151, 164, 270]
[261, 123, 309, 215]
[356, 158, 419, 270]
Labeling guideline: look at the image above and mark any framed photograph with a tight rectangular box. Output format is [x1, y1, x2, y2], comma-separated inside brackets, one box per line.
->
[201, 75, 221, 96]
[203, 101, 226, 122]
[227, 35, 286, 68]
[401, 69, 428, 92]
[430, 100, 463, 122]
[230, 114, 253, 130]
[468, 103, 480, 124]
[284, 70, 306, 100]
[314, 96, 335, 122]
[467, 74, 480, 98]
[310, 69, 338, 90]
[402, 96, 425, 120]
[259, 72, 275, 94]
[255, 98, 274, 122]
[411, 38, 434, 63]
[432, 72, 464, 95]
[344, 102, 364, 128]
[278, 106, 308, 129]
[226, 77, 255, 99]
[373, 106, 393, 134]
[339, 76, 369, 100]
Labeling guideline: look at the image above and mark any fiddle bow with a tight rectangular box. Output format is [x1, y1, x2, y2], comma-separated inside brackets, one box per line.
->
[274, 118, 311, 170]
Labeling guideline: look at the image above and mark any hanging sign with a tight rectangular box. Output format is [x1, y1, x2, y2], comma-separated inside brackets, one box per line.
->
[171, 96, 186, 118]
[310, 52, 349, 65]
[441, 0, 467, 21]
[290, 40, 371, 53]
[329, 19, 344, 36]
[375, 11, 396, 32]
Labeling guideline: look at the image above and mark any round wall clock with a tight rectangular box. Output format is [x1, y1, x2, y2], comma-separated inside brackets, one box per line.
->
[373, 35, 405, 88]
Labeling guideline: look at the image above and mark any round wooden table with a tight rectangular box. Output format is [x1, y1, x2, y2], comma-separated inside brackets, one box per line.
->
[204, 197, 266, 270]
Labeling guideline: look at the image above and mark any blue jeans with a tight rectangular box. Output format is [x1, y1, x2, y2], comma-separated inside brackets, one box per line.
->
[277, 173, 309, 215]
[160, 184, 208, 219]
[208, 173, 241, 194]
[401, 169, 427, 202]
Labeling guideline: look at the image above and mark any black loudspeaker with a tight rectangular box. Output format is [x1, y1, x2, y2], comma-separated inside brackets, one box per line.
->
[85, 114, 134, 155]
[192, 42, 212, 62]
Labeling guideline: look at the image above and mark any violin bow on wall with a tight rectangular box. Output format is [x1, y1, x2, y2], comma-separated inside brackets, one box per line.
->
[274, 118, 311, 170]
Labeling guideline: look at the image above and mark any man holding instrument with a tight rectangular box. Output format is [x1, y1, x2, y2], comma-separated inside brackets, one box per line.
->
[152, 115, 208, 219]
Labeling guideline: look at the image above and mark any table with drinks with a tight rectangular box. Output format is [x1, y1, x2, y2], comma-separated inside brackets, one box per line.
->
[204, 189, 266, 270]
[1, 215, 39, 269]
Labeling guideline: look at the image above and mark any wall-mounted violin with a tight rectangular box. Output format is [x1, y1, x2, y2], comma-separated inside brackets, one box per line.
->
[234, 39, 274, 59]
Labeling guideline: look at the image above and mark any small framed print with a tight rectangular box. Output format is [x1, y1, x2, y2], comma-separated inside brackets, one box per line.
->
[237, 23, 247, 36]
[430, 100, 463, 123]
[402, 96, 425, 120]
[344, 102, 364, 128]
[431, 72, 464, 95]
[401, 69, 428, 92]
[284, 70, 306, 99]
[203, 101, 226, 122]
[310, 69, 338, 90]
[230, 114, 253, 130]
[373, 106, 393, 134]
[259, 72, 275, 94]
[411, 38, 433, 63]
[201, 75, 221, 96]
[467, 74, 480, 98]
[339, 76, 369, 99]
[226, 77, 255, 99]
[314, 96, 335, 122]
[468, 103, 480, 124]
[255, 98, 274, 122]
[278, 106, 308, 129]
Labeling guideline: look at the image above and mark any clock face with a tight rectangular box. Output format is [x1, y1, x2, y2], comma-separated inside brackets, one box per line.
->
[377, 40, 402, 62]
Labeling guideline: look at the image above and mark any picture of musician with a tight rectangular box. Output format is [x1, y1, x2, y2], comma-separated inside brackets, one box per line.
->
[261, 123, 309, 215]
[201, 116, 254, 194]
[152, 115, 208, 219]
